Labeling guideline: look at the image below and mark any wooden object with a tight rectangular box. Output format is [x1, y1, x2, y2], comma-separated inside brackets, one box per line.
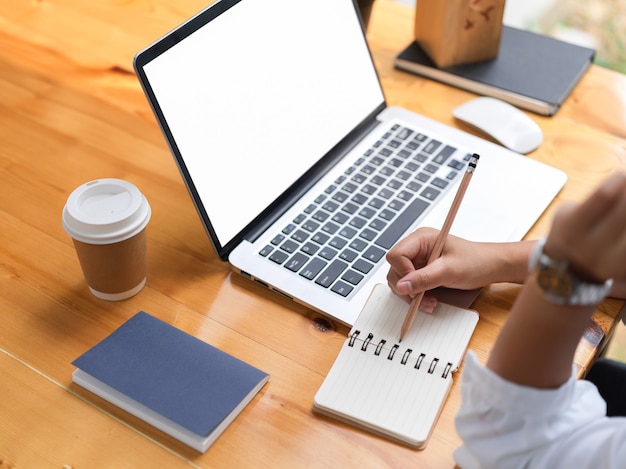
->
[0, 0, 625, 467]
[414, 0, 506, 67]
[356, 0, 376, 29]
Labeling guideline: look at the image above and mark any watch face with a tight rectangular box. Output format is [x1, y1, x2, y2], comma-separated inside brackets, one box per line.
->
[537, 267, 574, 298]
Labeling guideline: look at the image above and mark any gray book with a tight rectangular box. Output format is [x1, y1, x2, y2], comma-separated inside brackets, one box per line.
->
[72, 311, 269, 453]
[395, 26, 595, 116]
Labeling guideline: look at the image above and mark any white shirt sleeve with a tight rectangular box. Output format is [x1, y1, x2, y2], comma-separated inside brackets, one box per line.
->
[454, 351, 626, 469]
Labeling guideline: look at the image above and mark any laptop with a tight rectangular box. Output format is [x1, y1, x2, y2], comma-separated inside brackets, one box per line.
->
[134, 0, 567, 326]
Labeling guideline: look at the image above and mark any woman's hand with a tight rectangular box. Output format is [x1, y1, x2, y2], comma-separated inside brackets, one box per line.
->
[543, 172, 626, 285]
[386, 227, 531, 304]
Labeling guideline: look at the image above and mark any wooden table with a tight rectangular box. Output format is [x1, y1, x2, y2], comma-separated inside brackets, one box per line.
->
[1, 1, 625, 467]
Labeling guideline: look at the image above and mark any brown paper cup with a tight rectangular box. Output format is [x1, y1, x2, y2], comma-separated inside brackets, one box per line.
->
[62, 179, 151, 301]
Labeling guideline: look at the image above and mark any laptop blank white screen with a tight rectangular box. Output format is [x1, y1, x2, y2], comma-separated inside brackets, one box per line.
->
[142, 0, 385, 249]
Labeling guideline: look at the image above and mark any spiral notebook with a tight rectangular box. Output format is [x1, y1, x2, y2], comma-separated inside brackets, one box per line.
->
[313, 284, 478, 448]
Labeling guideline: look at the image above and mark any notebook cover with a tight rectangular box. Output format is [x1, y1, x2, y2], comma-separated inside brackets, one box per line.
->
[72, 311, 269, 438]
[395, 26, 595, 116]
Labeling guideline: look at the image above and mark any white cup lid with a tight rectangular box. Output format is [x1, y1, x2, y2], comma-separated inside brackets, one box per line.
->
[62, 179, 151, 244]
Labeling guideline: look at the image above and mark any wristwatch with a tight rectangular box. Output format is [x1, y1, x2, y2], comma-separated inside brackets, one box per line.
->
[528, 237, 613, 305]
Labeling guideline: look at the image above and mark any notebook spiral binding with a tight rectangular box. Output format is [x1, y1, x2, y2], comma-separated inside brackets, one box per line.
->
[348, 330, 453, 379]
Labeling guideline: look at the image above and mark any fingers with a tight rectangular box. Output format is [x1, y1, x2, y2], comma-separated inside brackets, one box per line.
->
[386, 227, 439, 275]
[546, 172, 626, 282]
[396, 259, 444, 295]
[420, 294, 438, 313]
[386, 228, 442, 295]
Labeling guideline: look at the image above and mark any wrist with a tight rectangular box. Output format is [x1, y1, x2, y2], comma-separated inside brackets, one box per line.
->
[489, 241, 534, 285]
[528, 236, 613, 306]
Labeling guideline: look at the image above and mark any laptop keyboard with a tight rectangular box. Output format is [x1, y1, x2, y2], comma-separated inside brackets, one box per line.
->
[258, 123, 471, 298]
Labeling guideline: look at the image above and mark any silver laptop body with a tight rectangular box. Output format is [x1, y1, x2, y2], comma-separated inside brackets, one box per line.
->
[134, 0, 566, 325]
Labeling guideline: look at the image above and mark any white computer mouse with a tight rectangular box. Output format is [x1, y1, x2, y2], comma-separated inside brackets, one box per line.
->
[453, 97, 543, 154]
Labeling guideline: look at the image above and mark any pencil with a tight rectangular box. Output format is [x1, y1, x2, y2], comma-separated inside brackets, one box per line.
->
[399, 153, 479, 342]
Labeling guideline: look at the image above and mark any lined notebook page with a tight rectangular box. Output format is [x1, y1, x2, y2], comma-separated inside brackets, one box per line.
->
[313, 284, 478, 448]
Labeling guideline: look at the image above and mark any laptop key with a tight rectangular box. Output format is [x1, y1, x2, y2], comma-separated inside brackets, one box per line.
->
[362, 184, 377, 195]
[368, 218, 387, 231]
[300, 258, 327, 280]
[331, 280, 353, 297]
[416, 172, 430, 182]
[424, 163, 438, 174]
[322, 200, 339, 212]
[353, 258, 374, 274]
[285, 252, 309, 272]
[379, 209, 395, 221]
[342, 269, 364, 285]
[359, 228, 377, 242]
[431, 177, 449, 189]
[359, 207, 376, 219]
[269, 250, 289, 264]
[302, 220, 320, 232]
[321, 222, 339, 235]
[398, 190, 413, 201]
[271, 234, 285, 245]
[421, 186, 441, 201]
[375, 198, 430, 249]
[332, 191, 349, 203]
[339, 226, 357, 239]
[423, 140, 441, 154]
[280, 239, 298, 253]
[349, 238, 368, 252]
[313, 210, 329, 222]
[301, 242, 319, 255]
[378, 188, 393, 199]
[319, 246, 338, 260]
[291, 229, 309, 243]
[314, 194, 326, 204]
[313, 231, 331, 244]
[388, 199, 405, 211]
[259, 245, 273, 257]
[406, 181, 423, 192]
[329, 236, 347, 249]
[433, 145, 456, 164]
[362, 245, 386, 263]
[406, 140, 419, 151]
[352, 193, 368, 205]
[343, 182, 358, 193]
[397, 127, 413, 140]
[339, 249, 358, 262]
[315, 259, 348, 288]
[349, 217, 366, 229]
[342, 202, 359, 215]
[368, 197, 385, 209]
[448, 159, 466, 171]
[332, 212, 349, 225]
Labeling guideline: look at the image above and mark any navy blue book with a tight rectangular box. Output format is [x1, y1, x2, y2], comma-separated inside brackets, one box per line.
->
[395, 26, 595, 116]
[72, 311, 269, 453]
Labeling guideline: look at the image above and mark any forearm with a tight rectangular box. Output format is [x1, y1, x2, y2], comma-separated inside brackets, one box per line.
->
[487, 278, 596, 388]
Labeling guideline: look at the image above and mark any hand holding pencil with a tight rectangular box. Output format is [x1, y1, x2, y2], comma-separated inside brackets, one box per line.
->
[398, 154, 479, 341]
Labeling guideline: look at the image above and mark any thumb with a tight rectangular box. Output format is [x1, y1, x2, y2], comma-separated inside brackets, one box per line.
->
[396, 263, 442, 297]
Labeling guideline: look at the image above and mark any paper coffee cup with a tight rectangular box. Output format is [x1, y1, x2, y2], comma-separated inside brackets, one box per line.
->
[62, 179, 151, 301]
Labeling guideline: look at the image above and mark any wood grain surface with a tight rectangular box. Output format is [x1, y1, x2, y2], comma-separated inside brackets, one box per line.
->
[1, 1, 625, 467]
